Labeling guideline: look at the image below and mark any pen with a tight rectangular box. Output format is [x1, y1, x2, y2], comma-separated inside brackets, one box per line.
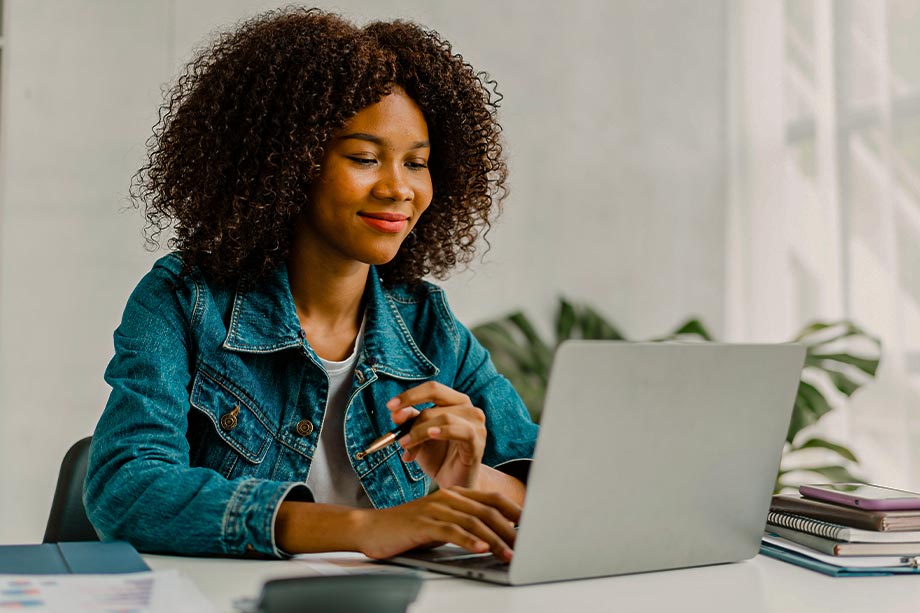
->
[355, 415, 418, 460]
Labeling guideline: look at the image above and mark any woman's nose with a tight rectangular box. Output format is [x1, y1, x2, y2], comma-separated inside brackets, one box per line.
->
[372, 167, 413, 202]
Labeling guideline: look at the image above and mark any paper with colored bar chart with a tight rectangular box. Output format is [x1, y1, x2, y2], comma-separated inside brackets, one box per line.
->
[0, 570, 215, 612]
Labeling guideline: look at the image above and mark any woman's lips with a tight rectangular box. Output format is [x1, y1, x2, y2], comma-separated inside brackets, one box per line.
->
[359, 213, 409, 233]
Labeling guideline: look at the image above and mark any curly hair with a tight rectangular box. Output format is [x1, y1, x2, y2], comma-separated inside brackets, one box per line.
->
[131, 7, 508, 286]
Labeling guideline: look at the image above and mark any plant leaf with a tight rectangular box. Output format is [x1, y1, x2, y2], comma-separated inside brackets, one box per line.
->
[787, 395, 817, 443]
[775, 464, 863, 494]
[793, 321, 830, 338]
[578, 305, 625, 340]
[471, 320, 516, 346]
[793, 320, 863, 346]
[790, 437, 859, 463]
[774, 469, 799, 494]
[795, 321, 877, 346]
[555, 298, 577, 344]
[508, 312, 553, 377]
[670, 318, 714, 341]
[796, 380, 833, 420]
[807, 352, 880, 377]
[787, 381, 833, 443]
[790, 465, 863, 483]
[508, 312, 549, 351]
[821, 368, 862, 397]
[473, 323, 543, 376]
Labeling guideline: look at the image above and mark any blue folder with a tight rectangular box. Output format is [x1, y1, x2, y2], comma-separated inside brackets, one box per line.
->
[760, 540, 920, 577]
[0, 542, 149, 574]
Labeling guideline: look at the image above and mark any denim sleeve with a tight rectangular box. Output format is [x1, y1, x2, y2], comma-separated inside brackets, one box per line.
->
[440, 297, 540, 480]
[83, 262, 309, 557]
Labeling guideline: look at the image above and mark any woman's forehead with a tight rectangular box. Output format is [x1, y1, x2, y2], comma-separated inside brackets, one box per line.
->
[336, 89, 430, 147]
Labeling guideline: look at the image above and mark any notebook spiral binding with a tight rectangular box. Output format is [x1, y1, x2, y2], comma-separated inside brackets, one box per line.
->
[767, 511, 844, 540]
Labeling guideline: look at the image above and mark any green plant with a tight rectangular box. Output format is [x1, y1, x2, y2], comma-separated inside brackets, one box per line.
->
[471, 299, 881, 493]
[777, 322, 880, 491]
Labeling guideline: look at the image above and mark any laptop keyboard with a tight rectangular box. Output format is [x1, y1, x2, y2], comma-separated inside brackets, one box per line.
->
[430, 551, 509, 570]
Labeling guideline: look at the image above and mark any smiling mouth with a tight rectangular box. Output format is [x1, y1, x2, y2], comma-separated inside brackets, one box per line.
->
[358, 212, 410, 234]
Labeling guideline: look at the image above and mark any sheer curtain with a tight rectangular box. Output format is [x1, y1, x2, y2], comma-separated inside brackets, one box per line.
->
[729, 0, 920, 490]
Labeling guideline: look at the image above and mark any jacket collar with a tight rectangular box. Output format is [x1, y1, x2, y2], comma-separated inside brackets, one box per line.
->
[222, 265, 438, 380]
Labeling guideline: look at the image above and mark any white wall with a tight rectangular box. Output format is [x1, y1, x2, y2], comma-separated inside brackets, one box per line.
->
[0, 0, 729, 543]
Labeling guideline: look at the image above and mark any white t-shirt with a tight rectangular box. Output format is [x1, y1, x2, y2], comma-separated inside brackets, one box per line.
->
[305, 321, 373, 508]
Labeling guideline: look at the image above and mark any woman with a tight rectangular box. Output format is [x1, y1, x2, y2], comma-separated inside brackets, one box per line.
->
[84, 8, 538, 561]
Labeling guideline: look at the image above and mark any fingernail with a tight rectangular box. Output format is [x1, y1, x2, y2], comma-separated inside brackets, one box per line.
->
[427, 427, 441, 437]
[503, 548, 514, 561]
[474, 541, 488, 552]
[398, 435, 411, 446]
[386, 398, 401, 409]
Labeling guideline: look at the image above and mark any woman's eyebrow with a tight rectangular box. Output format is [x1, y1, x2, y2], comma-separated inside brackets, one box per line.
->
[338, 132, 430, 149]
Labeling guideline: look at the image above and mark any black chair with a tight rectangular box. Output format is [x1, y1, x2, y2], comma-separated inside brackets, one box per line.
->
[43, 436, 99, 543]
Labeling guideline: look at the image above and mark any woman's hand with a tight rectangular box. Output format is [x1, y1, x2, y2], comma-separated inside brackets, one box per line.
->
[387, 382, 486, 490]
[355, 487, 520, 561]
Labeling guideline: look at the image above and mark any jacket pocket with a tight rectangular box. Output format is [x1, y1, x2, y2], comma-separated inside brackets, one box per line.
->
[394, 443, 429, 500]
[399, 451, 427, 482]
[189, 366, 273, 476]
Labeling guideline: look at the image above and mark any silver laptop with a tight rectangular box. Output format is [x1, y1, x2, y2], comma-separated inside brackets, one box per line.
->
[388, 341, 806, 585]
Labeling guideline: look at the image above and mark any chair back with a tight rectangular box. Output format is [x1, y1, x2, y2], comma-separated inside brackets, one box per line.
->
[43, 436, 99, 543]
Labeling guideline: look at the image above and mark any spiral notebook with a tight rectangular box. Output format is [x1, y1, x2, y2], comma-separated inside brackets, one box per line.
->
[767, 511, 920, 543]
[771, 494, 920, 531]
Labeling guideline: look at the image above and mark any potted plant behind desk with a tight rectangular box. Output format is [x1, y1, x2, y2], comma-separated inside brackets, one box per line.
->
[471, 299, 881, 493]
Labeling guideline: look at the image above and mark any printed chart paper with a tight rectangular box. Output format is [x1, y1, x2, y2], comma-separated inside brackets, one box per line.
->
[0, 570, 215, 612]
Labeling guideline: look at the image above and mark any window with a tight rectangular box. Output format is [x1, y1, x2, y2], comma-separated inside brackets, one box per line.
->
[732, 0, 920, 488]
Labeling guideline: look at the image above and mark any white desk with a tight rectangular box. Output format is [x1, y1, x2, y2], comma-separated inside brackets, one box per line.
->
[145, 553, 920, 613]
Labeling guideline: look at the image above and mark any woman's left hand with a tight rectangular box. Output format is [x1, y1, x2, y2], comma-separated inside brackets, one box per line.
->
[387, 382, 487, 490]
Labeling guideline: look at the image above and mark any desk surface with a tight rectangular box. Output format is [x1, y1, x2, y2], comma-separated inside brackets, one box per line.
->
[145, 552, 920, 613]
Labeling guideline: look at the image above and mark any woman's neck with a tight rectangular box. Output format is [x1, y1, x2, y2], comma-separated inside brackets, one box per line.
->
[287, 244, 369, 360]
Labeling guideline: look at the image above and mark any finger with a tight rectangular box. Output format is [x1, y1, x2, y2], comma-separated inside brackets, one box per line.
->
[423, 520, 490, 555]
[426, 425, 484, 465]
[448, 487, 523, 526]
[400, 405, 485, 426]
[398, 407, 482, 449]
[401, 445, 425, 463]
[387, 381, 470, 412]
[435, 491, 518, 558]
[401, 425, 481, 463]
[430, 506, 514, 560]
[389, 405, 420, 426]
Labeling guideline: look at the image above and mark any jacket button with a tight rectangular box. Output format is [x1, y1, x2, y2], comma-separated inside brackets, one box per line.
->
[355, 370, 365, 384]
[295, 419, 314, 437]
[220, 405, 240, 432]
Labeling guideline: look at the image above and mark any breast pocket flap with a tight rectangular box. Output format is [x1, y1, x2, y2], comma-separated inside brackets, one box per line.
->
[190, 370, 272, 464]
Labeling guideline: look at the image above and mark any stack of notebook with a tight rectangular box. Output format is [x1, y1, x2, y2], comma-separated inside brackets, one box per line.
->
[760, 494, 920, 576]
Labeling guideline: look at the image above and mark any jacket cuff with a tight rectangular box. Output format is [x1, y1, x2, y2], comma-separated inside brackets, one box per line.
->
[222, 479, 313, 558]
[270, 483, 315, 558]
[492, 458, 533, 485]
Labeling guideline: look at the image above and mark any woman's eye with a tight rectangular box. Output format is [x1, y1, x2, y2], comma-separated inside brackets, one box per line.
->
[407, 161, 429, 170]
[346, 156, 376, 166]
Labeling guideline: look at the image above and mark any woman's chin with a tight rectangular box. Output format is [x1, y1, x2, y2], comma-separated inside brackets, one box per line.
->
[356, 240, 409, 267]
[359, 249, 401, 267]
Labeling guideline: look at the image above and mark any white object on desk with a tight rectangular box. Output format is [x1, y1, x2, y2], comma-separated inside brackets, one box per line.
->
[0, 570, 216, 613]
[144, 552, 920, 613]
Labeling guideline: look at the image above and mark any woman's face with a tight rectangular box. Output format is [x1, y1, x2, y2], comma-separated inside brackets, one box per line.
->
[300, 87, 433, 267]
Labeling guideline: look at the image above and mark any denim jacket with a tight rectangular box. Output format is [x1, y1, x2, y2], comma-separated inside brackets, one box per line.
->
[84, 253, 538, 557]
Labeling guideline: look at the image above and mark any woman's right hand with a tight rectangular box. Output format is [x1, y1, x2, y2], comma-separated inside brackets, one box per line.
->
[354, 486, 520, 562]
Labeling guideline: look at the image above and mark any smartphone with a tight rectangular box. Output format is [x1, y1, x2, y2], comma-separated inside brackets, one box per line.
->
[799, 483, 920, 511]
